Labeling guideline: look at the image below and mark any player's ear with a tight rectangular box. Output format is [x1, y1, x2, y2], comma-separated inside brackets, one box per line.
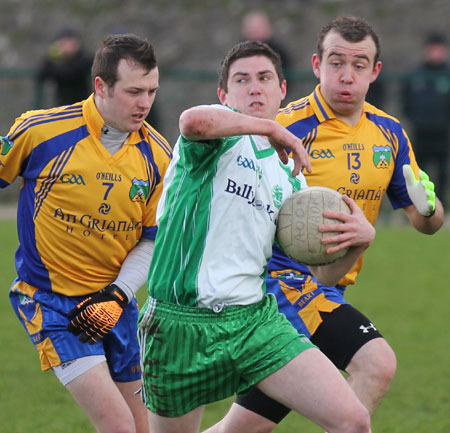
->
[280, 80, 287, 101]
[312, 54, 321, 79]
[94, 76, 107, 98]
[217, 87, 227, 105]
[370, 61, 383, 84]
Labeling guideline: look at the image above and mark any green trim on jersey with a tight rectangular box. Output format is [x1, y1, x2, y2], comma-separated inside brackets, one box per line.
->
[278, 162, 302, 192]
[249, 135, 275, 158]
[249, 134, 301, 192]
[148, 135, 240, 305]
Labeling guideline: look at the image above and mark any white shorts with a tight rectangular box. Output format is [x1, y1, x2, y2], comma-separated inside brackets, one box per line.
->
[53, 355, 105, 386]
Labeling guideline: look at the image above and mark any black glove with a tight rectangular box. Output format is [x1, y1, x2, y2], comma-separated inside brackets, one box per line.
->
[67, 284, 128, 344]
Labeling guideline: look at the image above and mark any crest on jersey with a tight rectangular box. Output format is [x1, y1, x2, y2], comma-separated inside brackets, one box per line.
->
[0, 136, 13, 155]
[272, 184, 283, 209]
[129, 178, 150, 202]
[372, 145, 391, 169]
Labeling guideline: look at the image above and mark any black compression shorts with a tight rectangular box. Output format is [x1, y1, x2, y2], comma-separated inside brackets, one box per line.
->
[235, 304, 383, 423]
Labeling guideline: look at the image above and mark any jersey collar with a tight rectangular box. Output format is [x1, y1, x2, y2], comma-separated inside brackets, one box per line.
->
[308, 84, 336, 123]
[308, 84, 369, 126]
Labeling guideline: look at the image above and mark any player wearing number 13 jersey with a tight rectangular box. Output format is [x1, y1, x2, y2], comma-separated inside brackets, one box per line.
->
[1, 34, 171, 433]
[272, 83, 420, 292]
[256, 82, 426, 380]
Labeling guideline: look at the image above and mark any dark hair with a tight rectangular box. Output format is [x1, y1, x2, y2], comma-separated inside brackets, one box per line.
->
[218, 40, 284, 91]
[54, 27, 80, 41]
[317, 16, 381, 65]
[91, 33, 157, 89]
[425, 32, 447, 46]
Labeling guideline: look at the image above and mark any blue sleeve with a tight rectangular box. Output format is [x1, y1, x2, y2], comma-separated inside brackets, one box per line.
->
[386, 130, 415, 210]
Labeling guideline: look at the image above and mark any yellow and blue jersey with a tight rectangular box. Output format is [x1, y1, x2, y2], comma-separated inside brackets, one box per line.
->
[272, 84, 421, 286]
[1, 95, 171, 296]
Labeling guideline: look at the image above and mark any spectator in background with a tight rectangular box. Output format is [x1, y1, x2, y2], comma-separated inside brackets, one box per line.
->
[240, 10, 292, 76]
[36, 27, 93, 106]
[401, 32, 450, 207]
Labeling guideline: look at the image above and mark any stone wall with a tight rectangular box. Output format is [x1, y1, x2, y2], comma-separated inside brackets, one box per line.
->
[0, 0, 448, 201]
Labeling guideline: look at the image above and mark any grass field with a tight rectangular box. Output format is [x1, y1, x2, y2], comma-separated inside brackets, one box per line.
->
[1, 219, 449, 433]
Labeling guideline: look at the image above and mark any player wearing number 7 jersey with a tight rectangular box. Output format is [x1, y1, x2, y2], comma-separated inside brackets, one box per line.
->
[1, 34, 171, 433]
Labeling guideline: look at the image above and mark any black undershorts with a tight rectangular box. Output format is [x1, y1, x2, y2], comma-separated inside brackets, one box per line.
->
[235, 304, 383, 423]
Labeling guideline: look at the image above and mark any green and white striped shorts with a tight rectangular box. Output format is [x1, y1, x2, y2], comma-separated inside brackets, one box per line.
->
[137, 294, 315, 417]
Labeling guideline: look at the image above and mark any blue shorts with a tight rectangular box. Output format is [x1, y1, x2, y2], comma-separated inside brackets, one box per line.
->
[9, 278, 141, 382]
[266, 269, 348, 338]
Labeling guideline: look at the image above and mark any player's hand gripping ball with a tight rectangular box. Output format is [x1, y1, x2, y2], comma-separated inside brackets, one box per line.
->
[276, 186, 351, 265]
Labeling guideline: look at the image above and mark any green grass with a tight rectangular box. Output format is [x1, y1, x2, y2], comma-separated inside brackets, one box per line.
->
[1, 219, 449, 432]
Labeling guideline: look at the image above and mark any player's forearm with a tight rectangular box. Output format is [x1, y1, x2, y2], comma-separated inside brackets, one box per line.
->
[404, 200, 445, 235]
[112, 238, 154, 302]
[179, 106, 275, 141]
[308, 245, 366, 287]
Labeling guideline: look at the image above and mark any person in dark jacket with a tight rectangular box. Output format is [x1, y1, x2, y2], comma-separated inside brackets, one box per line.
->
[402, 32, 450, 207]
[36, 27, 93, 106]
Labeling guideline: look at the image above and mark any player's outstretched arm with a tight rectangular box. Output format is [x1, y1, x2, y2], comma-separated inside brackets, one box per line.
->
[402, 164, 444, 234]
[308, 195, 375, 286]
[179, 106, 310, 175]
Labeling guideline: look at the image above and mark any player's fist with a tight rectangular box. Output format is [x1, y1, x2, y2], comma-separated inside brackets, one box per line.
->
[402, 164, 436, 217]
[67, 284, 129, 344]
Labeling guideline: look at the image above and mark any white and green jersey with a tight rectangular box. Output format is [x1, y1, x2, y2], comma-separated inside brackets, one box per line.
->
[148, 105, 307, 309]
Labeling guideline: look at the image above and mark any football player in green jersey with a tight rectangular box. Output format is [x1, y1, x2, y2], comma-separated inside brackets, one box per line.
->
[138, 40, 375, 433]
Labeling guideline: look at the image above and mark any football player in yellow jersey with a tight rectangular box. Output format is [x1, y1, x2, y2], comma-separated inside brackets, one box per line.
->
[204, 16, 444, 433]
[2, 34, 171, 433]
